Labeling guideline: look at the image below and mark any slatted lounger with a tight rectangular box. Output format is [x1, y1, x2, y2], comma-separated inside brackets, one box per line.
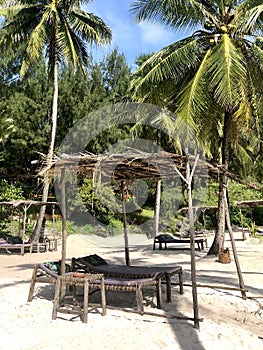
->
[28, 262, 162, 315]
[72, 254, 184, 302]
[153, 234, 206, 251]
[0, 242, 48, 255]
[27, 262, 72, 301]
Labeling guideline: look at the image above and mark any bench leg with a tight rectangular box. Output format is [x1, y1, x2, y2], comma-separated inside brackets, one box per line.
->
[136, 284, 144, 315]
[179, 270, 184, 295]
[27, 264, 39, 302]
[82, 279, 89, 323]
[100, 276, 106, 316]
[156, 278, 162, 309]
[165, 273, 171, 302]
[52, 277, 61, 320]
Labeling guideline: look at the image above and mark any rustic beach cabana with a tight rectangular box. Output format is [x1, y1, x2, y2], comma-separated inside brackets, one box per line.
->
[44, 149, 248, 329]
[0, 200, 58, 254]
[234, 199, 263, 239]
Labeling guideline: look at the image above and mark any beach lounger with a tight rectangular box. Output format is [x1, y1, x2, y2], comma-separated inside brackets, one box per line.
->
[153, 233, 206, 251]
[28, 261, 161, 315]
[27, 261, 72, 301]
[89, 274, 162, 314]
[0, 241, 48, 255]
[72, 254, 184, 302]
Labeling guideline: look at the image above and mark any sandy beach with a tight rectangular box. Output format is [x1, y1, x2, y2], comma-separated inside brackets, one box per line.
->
[0, 231, 262, 350]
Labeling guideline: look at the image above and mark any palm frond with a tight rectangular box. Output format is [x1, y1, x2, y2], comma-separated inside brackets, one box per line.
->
[131, 37, 203, 97]
[175, 50, 212, 132]
[250, 41, 263, 72]
[235, 143, 253, 172]
[207, 34, 246, 110]
[235, 3, 263, 34]
[232, 96, 252, 127]
[70, 10, 112, 45]
[20, 15, 47, 76]
[130, 0, 219, 31]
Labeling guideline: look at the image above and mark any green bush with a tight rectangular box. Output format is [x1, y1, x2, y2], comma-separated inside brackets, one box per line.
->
[0, 180, 24, 231]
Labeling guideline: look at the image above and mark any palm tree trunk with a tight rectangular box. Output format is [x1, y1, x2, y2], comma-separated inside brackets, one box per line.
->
[208, 111, 231, 255]
[31, 44, 59, 242]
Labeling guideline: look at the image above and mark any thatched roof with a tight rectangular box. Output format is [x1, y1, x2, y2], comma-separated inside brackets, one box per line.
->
[234, 200, 263, 208]
[0, 200, 58, 208]
[44, 150, 261, 191]
[46, 150, 220, 182]
[178, 205, 218, 214]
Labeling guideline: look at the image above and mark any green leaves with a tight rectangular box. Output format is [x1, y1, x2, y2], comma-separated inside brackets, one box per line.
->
[176, 49, 212, 135]
[208, 34, 246, 111]
[131, 37, 202, 98]
[130, 0, 217, 31]
[0, 1, 112, 78]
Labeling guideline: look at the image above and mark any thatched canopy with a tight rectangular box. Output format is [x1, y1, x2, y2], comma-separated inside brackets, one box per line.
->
[44, 150, 261, 191]
[234, 200, 263, 208]
[46, 150, 224, 183]
[0, 200, 58, 208]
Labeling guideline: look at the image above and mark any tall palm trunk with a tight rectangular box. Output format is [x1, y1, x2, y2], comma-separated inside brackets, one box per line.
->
[208, 111, 231, 255]
[31, 44, 59, 242]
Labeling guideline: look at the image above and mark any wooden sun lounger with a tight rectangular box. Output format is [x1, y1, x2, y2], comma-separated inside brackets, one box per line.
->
[0, 242, 48, 255]
[28, 262, 162, 316]
[153, 234, 206, 251]
[72, 255, 184, 302]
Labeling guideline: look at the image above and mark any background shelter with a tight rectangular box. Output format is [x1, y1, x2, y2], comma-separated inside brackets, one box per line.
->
[234, 200, 263, 239]
[0, 200, 58, 244]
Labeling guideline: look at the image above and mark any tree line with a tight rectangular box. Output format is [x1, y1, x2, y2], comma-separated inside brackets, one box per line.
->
[1, 1, 263, 255]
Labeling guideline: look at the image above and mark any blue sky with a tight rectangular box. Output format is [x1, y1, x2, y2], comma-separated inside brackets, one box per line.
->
[85, 0, 186, 69]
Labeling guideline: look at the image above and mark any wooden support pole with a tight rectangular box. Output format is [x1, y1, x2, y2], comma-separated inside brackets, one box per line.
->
[186, 153, 200, 330]
[121, 180, 130, 266]
[152, 179, 161, 237]
[52, 204, 56, 241]
[60, 168, 67, 276]
[224, 187, 247, 300]
[239, 208, 245, 241]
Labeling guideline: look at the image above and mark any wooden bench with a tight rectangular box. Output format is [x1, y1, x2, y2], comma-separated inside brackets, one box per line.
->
[0, 242, 48, 255]
[153, 234, 205, 251]
[28, 263, 162, 316]
[72, 255, 184, 303]
[0, 243, 32, 255]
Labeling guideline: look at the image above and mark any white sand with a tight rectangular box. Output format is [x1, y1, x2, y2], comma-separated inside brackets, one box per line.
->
[0, 232, 262, 350]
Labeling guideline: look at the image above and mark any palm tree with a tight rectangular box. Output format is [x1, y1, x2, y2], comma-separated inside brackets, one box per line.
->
[0, 0, 112, 241]
[130, 0, 263, 254]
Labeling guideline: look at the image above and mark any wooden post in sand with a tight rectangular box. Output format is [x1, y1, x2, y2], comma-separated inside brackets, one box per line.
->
[121, 180, 130, 266]
[173, 152, 200, 329]
[224, 187, 247, 300]
[186, 153, 200, 330]
[60, 168, 67, 276]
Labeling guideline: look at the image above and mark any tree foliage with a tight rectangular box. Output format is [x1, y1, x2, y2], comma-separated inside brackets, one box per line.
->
[0, 48, 132, 178]
[130, 0, 263, 170]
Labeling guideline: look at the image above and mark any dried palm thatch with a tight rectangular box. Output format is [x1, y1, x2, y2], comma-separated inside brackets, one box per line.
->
[41, 149, 261, 192]
[234, 199, 263, 208]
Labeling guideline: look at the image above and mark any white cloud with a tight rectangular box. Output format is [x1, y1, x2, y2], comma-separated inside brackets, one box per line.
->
[83, 0, 185, 66]
[138, 22, 176, 47]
